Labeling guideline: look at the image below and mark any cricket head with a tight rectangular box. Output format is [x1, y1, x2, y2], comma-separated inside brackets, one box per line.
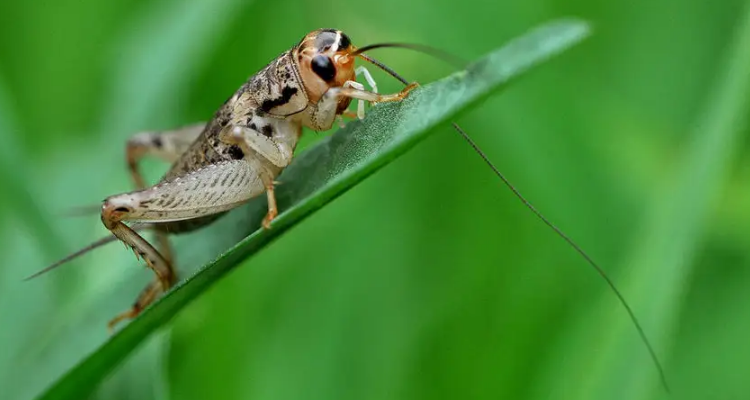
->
[294, 28, 465, 110]
[295, 29, 357, 104]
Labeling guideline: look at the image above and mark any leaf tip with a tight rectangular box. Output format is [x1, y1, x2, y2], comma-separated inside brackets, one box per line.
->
[549, 17, 592, 36]
[538, 17, 593, 49]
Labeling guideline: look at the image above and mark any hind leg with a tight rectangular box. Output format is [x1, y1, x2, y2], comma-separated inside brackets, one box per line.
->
[107, 274, 167, 331]
[102, 159, 266, 330]
[117, 122, 206, 324]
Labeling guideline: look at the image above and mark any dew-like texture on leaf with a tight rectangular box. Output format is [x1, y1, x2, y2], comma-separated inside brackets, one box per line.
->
[33, 19, 591, 400]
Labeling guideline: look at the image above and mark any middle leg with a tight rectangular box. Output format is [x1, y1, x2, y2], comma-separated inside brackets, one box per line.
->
[125, 122, 206, 189]
[219, 125, 293, 229]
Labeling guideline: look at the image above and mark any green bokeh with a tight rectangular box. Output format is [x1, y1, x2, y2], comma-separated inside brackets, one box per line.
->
[1, 0, 748, 400]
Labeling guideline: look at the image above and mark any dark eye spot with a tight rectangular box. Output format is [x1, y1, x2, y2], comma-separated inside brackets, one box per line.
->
[311, 55, 336, 82]
[338, 33, 351, 49]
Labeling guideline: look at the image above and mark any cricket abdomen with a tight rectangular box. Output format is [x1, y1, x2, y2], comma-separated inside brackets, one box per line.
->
[154, 214, 225, 234]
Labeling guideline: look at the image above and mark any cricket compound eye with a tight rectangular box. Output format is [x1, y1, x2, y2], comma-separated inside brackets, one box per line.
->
[338, 32, 351, 50]
[311, 55, 336, 82]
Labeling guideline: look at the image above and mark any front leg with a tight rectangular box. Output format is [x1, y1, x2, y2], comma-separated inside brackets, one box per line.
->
[337, 81, 418, 105]
[310, 82, 419, 131]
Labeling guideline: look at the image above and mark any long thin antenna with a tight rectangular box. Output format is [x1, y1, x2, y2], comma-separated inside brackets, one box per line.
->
[59, 204, 103, 218]
[24, 223, 152, 280]
[357, 46, 669, 392]
[451, 122, 670, 393]
[358, 53, 411, 86]
[354, 43, 467, 68]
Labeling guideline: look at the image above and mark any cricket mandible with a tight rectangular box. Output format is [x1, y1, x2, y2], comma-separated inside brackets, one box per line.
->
[72, 28, 415, 330]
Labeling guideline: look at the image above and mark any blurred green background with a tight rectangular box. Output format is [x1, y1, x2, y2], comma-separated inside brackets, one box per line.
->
[1, 0, 749, 399]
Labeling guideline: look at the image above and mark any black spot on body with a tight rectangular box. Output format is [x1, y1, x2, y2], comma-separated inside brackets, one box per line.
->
[249, 122, 257, 131]
[152, 137, 163, 148]
[227, 145, 244, 160]
[261, 125, 273, 137]
[259, 86, 298, 113]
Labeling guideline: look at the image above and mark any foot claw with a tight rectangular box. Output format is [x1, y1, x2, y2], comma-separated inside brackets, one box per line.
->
[107, 307, 139, 334]
[262, 211, 277, 229]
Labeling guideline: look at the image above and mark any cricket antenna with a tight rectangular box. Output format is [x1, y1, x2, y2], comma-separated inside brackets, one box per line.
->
[354, 44, 670, 392]
[23, 223, 151, 280]
[60, 204, 103, 218]
[451, 123, 670, 393]
[353, 42, 467, 85]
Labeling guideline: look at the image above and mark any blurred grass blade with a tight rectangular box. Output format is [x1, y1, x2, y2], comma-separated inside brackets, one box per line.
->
[101, 0, 252, 133]
[607, 4, 750, 395]
[34, 18, 591, 400]
[536, 6, 750, 399]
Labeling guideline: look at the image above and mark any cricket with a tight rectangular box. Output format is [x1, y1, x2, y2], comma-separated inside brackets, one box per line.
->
[27, 28, 669, 391]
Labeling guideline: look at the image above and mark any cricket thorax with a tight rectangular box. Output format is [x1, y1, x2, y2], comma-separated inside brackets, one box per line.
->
[244, 51, 308, 117]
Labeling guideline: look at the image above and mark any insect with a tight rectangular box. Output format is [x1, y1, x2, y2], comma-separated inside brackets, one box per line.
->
[29, 28, 415, 330]
[28, 27, 670, 392]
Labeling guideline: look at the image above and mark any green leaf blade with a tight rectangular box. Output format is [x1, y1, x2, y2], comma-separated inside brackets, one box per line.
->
[35, 18, 591, 400]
